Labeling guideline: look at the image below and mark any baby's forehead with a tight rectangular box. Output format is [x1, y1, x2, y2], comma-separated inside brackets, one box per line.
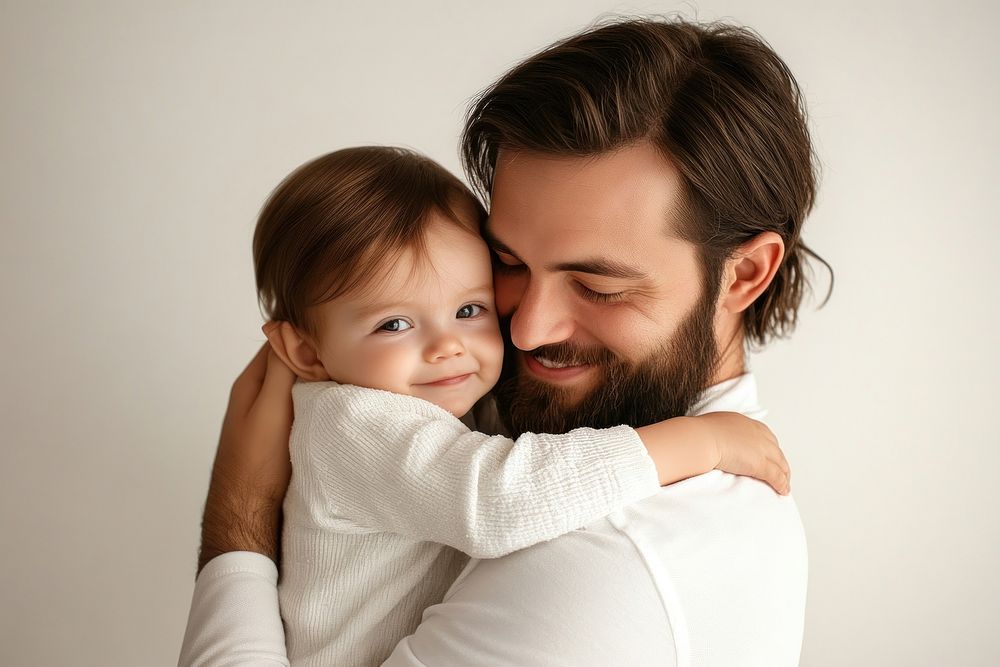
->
[345, 249, 490, 310]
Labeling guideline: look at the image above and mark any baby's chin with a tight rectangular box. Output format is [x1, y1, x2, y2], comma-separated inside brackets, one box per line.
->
[408, 372, 496, 419]
[421, 388, 490, 420]
[438, 394, 484, 419]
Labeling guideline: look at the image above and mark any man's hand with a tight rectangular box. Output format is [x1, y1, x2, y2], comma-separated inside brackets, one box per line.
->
[198, 336, 297, 574]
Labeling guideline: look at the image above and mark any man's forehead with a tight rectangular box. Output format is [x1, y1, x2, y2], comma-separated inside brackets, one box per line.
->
[485, 193, 680, 255]
[493, 142, 683, 187]
[489, 143, 688, 240]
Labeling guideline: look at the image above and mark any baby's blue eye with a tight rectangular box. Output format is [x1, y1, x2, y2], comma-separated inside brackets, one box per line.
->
[457, 304, 483, 319]
[378, 318, 412, 333]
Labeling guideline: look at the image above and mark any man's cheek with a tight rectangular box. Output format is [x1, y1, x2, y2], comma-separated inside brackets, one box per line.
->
[492, 271, 525, 317]
[581, 325, 643, 371]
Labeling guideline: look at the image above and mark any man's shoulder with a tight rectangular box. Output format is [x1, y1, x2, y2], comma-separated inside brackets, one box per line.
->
[620, 469, 806, 546]
[432, 472, 806, 666]
[422, 515, 678, 665]
[467, 471, 805, 578]
[613, 470, 808, 596]
[616, 472, 808, 664]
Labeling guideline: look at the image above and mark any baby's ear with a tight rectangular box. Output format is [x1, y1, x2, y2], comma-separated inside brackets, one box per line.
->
[263, 321, 329, 381]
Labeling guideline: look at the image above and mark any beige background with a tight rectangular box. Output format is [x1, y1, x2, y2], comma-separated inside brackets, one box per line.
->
[1, 1, 998, 665]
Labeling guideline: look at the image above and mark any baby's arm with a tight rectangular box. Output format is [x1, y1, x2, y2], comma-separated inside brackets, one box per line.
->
[299, 384, 655, 558]
[301, 385, 784, 558]
[636, 412, 790, 493]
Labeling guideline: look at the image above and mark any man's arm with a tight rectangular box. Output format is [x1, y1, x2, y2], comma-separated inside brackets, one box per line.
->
[180, 341, 294, 666]
[198, 340, 294, 571]
[179, 552, 289, 667]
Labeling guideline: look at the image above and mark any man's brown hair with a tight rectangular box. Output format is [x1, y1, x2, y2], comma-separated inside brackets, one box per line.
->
[253, 146, 484, 335]
[462, 18, 831, 347]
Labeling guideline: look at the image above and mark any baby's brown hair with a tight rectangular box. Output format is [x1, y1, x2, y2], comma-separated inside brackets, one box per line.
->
[253, 146, 485, 336]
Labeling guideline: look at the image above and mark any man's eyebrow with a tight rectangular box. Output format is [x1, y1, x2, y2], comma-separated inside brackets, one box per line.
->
[550, 259, 649, 281]
[481, 220, 517, 257]
[484, 219, 648, 281]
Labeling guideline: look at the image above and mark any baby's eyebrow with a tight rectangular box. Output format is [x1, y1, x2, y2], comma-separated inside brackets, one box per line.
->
[464, 283, 494, 294]
[354, 300, 412, 318]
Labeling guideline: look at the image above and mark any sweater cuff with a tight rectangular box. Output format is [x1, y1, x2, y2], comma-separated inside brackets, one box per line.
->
[597, 425, 661, 501]
[196, 550, 278, 584]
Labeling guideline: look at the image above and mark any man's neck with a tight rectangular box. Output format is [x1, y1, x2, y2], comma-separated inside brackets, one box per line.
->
[710, 331, 747, 387]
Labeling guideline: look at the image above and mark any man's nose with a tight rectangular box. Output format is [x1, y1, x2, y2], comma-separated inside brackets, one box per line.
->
[424, 331, 466, 362]
[508, 279, 575, 351]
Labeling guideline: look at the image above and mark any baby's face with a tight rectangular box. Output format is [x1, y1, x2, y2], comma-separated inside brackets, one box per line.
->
[310, 213, 504, 417]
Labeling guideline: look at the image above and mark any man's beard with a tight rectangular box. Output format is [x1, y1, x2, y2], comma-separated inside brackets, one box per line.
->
[493, 289, 720, 437]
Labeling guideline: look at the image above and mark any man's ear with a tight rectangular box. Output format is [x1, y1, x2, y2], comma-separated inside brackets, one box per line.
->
[263, 321, 330, 381]
[720, 231, 785, 315]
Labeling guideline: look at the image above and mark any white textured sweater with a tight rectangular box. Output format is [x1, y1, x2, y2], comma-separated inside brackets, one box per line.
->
[278, 381, 661, 667]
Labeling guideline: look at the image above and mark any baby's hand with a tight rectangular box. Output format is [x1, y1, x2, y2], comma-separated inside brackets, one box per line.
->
[697, 412, 790, 495]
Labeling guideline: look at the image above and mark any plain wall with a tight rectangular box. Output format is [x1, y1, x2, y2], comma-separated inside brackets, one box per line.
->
[1, 1, 997, 665]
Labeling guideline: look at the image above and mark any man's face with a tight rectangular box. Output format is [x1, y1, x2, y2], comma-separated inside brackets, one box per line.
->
[485, 142, 723, 435]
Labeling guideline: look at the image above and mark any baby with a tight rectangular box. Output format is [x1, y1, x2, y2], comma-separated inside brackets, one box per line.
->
[253, 147, 789, 666]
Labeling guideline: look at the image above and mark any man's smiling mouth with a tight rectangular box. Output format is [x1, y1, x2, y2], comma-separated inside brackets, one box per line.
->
[532, 354, 582, 370]
[523, 351, 594, 382]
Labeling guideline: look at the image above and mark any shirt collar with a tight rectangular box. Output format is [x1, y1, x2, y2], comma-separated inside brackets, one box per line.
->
[686, 372, 767, 421]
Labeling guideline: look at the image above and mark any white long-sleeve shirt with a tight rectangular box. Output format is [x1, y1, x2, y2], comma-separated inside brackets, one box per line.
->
[277, 381, 661, 666]
[179, 373, 808, 666]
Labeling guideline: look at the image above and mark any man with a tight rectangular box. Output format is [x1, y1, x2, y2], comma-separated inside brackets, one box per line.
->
[181, 18, 827, 666]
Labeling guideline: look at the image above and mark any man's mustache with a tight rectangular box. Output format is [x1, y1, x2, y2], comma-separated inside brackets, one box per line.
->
[524, 341, 617, 367]
[498, 316, 619, 367]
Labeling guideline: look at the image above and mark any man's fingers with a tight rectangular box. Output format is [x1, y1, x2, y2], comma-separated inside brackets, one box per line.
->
[245, 349, 296, 453]
[257, 349, 296, 409]
[228, 343, 270, 414]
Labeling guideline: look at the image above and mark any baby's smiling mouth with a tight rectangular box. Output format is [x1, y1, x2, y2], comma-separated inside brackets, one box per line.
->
[417, 372, 476, 386]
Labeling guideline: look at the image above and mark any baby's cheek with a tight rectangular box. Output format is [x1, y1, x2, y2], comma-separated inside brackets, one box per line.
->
[340, 345, 410, 393]
[476, 328, 505, 384]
